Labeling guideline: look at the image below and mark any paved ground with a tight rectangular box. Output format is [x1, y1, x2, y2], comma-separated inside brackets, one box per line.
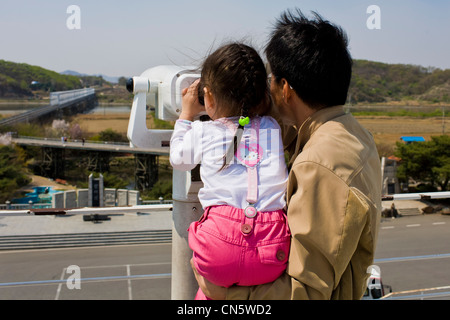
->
[1, 199, 450, 300]
[0, 207, 172, 236]
[0, 243, 171, 300]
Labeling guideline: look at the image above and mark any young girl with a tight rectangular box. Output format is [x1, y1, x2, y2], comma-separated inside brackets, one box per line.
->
[170, 43, 290, 300]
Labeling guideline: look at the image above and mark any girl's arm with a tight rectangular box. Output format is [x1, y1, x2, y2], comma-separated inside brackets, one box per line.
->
[170, 120, 202, 171]
[170, 79, 205, 171]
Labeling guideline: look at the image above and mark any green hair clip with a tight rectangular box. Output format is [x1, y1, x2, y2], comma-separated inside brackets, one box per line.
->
[239, 116, 250, 127]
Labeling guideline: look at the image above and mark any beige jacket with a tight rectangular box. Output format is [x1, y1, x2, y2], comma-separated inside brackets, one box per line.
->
[227, 105, 382, 300]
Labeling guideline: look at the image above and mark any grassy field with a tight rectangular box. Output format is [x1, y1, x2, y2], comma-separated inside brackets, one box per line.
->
[72, 112, 447, 151]
[357, 116, 446, 145]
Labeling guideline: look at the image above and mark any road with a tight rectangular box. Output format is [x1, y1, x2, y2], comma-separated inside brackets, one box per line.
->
[0, 243, 171, 300]
[0, 213, 449, 300]
[374, 212, 450, 299]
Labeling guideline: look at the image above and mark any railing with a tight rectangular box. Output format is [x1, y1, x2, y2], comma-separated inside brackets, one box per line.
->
[13, 134, 130, 147]
[0, 200, 173, 211]
[11, 135, 170, 155]
[50, 88, 95, 106]
[0, 202, 52, 210]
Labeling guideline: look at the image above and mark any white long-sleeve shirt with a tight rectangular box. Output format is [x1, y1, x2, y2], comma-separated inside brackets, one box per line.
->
[170, 116, 288, 211]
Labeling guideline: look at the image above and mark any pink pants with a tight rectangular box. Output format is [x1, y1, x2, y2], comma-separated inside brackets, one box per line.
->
[188, 205, 291, 300]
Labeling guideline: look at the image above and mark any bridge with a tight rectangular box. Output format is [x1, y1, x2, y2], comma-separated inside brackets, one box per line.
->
[10, 135, 169, 191]
[11, 136, 169, 156]
[0, 88, 97, 126]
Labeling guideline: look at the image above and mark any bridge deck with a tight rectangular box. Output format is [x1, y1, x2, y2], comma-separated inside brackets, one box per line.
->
[12, 136, 169, 155]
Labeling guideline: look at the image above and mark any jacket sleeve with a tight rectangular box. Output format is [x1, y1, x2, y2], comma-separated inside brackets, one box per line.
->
[227, 160, 371, 300]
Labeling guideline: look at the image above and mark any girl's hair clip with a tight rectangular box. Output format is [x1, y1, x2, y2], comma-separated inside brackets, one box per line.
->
[239, 116, 250, 127]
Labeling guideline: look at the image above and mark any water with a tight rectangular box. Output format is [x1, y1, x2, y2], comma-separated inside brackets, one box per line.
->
[0, 104, 36, 115]
[12, 186, 60, 204]
[88, 105, 131, 114]
[2, 103, 443, 117]
[0, 104, 132, 117]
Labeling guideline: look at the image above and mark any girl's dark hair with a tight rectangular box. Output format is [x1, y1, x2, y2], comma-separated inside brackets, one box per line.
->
[265, 9, 352, 109]
[199, 42, 271, 169]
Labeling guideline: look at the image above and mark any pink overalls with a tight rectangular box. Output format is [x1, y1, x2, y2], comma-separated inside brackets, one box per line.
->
[188, 117, 291, 300]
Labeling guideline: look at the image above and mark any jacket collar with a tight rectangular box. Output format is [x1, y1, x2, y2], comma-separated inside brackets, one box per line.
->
[289, 105, 346, 167]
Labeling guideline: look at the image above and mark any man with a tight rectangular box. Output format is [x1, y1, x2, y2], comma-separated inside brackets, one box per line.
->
[192, 9, 382, 300]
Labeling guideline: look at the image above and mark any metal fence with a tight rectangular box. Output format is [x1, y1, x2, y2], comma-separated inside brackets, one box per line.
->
[0, 200, 173, 211]
[0, 202, 52, 210]
[50, 88, 95, 106]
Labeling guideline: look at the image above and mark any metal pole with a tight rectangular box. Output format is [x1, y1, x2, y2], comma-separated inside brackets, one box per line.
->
[171, 167, 203, 300]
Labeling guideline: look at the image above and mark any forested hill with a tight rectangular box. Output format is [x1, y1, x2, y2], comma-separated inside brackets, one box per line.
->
[1, 59, 449, 104]
[0, 59, 82, 98]
[350, 60, 450, 104]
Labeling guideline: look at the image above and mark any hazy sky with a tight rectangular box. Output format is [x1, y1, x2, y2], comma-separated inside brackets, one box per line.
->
[1, 0, 449, 78]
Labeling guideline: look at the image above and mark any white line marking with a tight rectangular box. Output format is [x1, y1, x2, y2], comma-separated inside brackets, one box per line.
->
[406, 224, 421, 227]
[127, 265, 132, 300]
[381, 226, 395, 229]
[382, 285, 450, 300]
[432, 222, 446, 225]
[54, 267, 66, 300]
[375, 253, 450, 263]
[0, 273, 172, 288]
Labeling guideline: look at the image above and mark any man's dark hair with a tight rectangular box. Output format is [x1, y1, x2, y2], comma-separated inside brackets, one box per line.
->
[265, 9, 352, 109]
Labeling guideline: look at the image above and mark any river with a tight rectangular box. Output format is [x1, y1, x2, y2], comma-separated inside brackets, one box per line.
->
[1, 103, 444, 118]
[0, 104, 132, 117]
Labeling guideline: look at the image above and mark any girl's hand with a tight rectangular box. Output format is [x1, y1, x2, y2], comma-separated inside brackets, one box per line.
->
[180, 79, 205, 121]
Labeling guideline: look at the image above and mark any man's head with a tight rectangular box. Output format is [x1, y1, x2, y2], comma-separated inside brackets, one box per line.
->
[266, 9, 352, 110]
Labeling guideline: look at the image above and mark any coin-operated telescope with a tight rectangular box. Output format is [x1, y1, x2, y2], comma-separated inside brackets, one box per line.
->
[126, 65, 200, 149]
[126, 65, 203, 300]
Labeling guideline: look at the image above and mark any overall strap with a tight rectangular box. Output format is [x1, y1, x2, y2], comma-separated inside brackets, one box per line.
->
[217, 116, 261, 216]
[246, 117, 260, 204]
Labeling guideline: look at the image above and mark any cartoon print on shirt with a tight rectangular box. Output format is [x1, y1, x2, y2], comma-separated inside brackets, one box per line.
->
[236, 142, 263, 168]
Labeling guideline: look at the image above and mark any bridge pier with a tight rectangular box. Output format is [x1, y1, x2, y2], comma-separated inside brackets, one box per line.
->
[134, 154, 159, 191]
[87, 151, 111, 173]
[41, 147, 65, 179]
[13, 136, 167, 194]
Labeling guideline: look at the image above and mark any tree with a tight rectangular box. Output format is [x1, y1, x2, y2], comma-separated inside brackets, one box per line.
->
[95, 128, 128, 143]
[0, 145, 31, 202]
[69, 123, 83, 140]
[395, 135, 450, 191]
[429, 135, 450, 190]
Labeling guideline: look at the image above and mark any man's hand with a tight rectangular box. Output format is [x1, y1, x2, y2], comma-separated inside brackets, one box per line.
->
[190, 258, 227, 300]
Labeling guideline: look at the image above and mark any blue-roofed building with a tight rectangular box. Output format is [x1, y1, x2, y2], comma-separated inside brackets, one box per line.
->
[400, 136, 425, 144]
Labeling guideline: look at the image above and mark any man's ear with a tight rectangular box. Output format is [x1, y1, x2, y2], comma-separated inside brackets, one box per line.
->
[281, 79, 296, 103]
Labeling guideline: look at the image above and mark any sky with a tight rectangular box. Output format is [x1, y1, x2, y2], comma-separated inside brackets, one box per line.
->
[1, 0, 449, 78]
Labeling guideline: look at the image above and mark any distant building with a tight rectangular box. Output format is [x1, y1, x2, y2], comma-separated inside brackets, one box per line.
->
[400, 136, 425, 144]
[381, 157, 400, 195]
